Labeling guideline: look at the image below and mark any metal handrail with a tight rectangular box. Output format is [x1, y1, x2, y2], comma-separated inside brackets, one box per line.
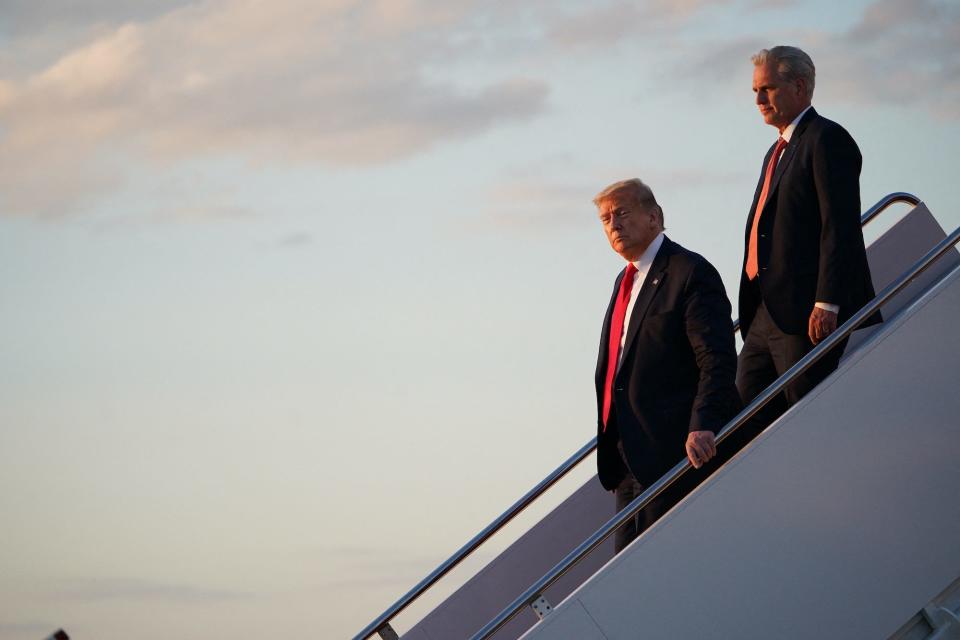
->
[352, 191, 920, 640]
[469, 220, 960, 640]
[352, 440, 597, 640]
[861, 191, 920, 226]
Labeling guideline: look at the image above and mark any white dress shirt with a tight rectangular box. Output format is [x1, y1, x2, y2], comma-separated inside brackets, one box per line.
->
[617, 232, 665, 369]
[780, 105, 811, 146]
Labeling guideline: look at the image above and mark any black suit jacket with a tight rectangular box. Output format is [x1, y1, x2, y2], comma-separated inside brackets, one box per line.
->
[738, 107, 880, 338]
[595, 236, 741, 490]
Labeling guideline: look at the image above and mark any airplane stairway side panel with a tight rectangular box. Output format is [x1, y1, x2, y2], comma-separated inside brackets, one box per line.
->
[521, 265, 960, 640]
[386, 201, 954, 640]
[402, 478, 614, 640]
[848, 203, 960, 353]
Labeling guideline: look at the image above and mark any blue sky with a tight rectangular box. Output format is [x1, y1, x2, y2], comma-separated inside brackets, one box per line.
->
[1, 1, 958, 638]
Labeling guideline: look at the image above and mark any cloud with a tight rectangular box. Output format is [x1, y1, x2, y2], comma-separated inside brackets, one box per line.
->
[481, 180, 596, 231]
[0, 1, 191, 34]
[747, 0, 798, 7]
[54, 577, 252, 604]
[644, 167, 754, 190]
[0, 0, 549, 216]
[673, 0, 959, 120]
[546, 0, 737, 47]
[6, 0, 948, 220]
[477, 165, 751, 233]
[0, 622, 58, 635]
[277, 232, 314, 248]
[824, 0, 960, 118]
[150, 201, 258, 223]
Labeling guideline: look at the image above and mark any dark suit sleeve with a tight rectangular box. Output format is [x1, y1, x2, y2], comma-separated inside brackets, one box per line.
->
[683, 258, 739, 433]
[812, 123, 863, 305]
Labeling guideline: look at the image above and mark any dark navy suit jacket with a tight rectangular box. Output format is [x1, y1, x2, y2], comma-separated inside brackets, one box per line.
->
[595, 236, 741, 490]
[738, 107, 880, 338]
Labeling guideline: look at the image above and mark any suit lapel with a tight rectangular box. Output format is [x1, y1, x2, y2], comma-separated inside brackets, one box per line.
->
[767, 140, 797, 196]
[596, 268, 624, 384]
[764, 107, 817, 210]
[621, 237, 672, 361]
[744, 142, 777, 244]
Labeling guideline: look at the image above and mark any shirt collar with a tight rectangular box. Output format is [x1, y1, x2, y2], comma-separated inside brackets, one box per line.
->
[631, 232, 664, 273]
[781, 105, 812, 143]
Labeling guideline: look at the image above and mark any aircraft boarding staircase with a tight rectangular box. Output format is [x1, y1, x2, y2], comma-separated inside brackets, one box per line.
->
[354, 194, 960, 640]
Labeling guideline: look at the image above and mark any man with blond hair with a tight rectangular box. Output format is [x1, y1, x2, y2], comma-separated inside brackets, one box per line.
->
[592, 178, 740, 552]
[736, 46, 879, 439]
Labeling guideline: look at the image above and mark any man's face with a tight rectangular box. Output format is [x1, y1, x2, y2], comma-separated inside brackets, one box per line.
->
[752, 61, 808, 131]
[597, 193, 660, 262]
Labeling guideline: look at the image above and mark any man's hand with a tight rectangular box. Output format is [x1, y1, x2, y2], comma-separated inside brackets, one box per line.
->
[685, 430, 717, 469]
[808, 306, 838, 344]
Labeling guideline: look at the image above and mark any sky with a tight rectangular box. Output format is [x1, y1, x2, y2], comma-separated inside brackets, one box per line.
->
[1, 1, 958, 638]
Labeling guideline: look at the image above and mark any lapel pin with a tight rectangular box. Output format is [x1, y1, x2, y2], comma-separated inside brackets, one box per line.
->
[652, 278, 659, 285]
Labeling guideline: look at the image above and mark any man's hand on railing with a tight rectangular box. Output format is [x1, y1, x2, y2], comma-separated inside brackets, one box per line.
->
[685, 430, 717, 469]
[808, 306, 839, 344]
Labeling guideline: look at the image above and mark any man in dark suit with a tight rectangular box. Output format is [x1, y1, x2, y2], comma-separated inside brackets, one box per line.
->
[736, 46, 880, 435]
[593, 179, 740, 553]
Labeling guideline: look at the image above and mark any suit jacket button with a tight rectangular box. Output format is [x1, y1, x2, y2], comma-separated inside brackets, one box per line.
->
[615, 387, 624, 392]
[760, 233, 766, 238]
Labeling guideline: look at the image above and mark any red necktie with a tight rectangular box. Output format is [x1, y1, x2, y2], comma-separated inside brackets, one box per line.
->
[745, 137, 788, 280]
[602, 263, 638, 430]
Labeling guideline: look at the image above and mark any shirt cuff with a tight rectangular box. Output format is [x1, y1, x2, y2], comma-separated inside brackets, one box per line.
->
[815, 302, 840, 314]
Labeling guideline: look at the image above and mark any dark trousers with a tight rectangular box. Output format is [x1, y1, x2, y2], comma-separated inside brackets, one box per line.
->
[732, 301, 846, 449]
[613, 441, 702, 554]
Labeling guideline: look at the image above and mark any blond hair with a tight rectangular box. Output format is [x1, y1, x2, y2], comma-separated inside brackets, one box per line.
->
[593, 178, 664, 228]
